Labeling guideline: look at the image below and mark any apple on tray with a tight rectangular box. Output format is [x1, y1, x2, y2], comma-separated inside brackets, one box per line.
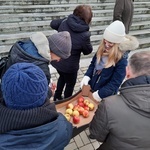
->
[64, 113, 71, 121]
[88, 102, 95, 111]
[78, 102, 85, 107]
[72, 110, 80, 117]
[83, 99, 90, 106]
[66, 103, 74, 110]
[65, 108, 73, 116]
[77, 106, 85, 115]
[82, 110, 89, 118]
[78, 96, 84, 103]
[73, 116, 80, 124]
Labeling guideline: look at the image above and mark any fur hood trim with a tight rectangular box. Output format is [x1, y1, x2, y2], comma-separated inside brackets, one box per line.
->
[119, 35, 139, 51]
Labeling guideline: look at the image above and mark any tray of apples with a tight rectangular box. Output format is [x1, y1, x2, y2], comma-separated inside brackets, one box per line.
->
[56, 86, 98, 127]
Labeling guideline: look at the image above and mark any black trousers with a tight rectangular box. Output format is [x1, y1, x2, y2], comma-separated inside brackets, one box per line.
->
[54, 70, 77, 100]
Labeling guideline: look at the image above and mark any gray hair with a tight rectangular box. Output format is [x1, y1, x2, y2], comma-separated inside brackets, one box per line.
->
[129, 51, 150, 76]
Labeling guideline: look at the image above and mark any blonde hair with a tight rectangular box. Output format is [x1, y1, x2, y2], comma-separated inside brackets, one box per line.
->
[96, 39, 123, 68]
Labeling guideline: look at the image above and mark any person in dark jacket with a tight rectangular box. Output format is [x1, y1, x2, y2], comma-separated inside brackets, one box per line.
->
[0, 62, 73, 150]
[81, 21, 139, 102]
[2, 31, 71, 99]
[89, 51, 150, 150]
[113, 0, 134, 34]
[50, 4, 93, 101]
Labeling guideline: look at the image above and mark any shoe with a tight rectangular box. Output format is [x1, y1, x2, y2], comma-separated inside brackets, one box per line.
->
[53, 96, 63, 101]
[88, 134, 95, 139]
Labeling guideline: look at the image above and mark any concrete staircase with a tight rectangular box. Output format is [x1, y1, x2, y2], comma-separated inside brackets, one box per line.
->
[0, 0, 150, 57]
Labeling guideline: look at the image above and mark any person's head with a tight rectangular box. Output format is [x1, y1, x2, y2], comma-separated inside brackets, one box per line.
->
[126, 51, 150, 79]
[30, 31, 72, 61]
[1, 62, 48, 110]
[73, 5, 93, 24]
[48, 31, 72, 61]
[96, 20, 126, 67]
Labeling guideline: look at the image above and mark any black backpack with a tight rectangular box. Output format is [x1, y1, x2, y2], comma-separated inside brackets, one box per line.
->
[0, 56, 8, 79]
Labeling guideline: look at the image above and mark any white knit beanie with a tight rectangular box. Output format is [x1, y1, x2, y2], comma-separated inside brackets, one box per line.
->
[103, 21, 126, 43]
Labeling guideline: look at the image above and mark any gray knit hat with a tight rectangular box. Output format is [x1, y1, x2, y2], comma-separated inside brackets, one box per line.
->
[48, 31, 72, 59]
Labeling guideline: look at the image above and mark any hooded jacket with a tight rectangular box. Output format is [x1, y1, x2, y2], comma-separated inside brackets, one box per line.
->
[50, 14, 93, 73]
[0, 97, 73, 150]
[85, 35, 139, 98]
[4, 39, 51, 84]
[89, 75, 150, 150]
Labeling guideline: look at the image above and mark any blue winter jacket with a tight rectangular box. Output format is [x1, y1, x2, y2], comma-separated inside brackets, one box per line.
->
[85, 54, 127, 98]
[0, 113, 73, 150]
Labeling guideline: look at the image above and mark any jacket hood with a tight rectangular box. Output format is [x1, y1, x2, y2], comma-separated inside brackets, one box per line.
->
[66, 14, 89, 32]
[119, 35, 139, 51]
[120, 76, 150, 118]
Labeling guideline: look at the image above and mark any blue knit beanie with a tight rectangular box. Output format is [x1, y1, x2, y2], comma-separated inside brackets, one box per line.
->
[1, 62, 48, 110]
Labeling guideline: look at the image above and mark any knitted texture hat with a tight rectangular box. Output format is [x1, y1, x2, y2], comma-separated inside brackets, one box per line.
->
[103, 20, 126, 44]
[48, 31, 72, 59]
[1, 63, 48, 110]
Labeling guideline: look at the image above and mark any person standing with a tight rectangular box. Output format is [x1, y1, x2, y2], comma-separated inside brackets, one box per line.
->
[113, 0, 134, 34]
[81, 20, 139, 102]
[89, 51, 150, 150]
[0, 62, 73, 150]
[1, 31, 72, 99]
[50, 4, 93, 101]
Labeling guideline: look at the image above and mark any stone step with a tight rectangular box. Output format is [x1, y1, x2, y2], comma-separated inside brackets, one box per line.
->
[0, 9, 150, 25]
[0, 29, 149, 57]
[0, 0, 149, 5]
[0, 8, 150, 23]
[1, 15, 150, 34]
[0, 25, 149, 45]
[0, 2, 150, 14]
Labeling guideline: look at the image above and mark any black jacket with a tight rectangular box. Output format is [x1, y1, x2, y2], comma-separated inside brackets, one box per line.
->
[4, 40, 51, 84]
[50, 14, 93, 73]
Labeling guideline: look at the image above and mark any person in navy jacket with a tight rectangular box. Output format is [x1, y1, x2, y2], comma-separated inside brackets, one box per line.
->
[0, 63, 73, 150]
[50, 5, 93, 101]
[81, 21, 139, 102]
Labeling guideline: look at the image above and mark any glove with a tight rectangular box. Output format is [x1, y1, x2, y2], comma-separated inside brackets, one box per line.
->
[92, 91, 102, 102]
[80, 76, 90, 89]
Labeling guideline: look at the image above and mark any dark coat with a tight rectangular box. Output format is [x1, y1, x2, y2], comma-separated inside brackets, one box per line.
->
[89, 75, 150, 150]
[0, 95, 73, 150]
[113, 0, 134, 34]
[50, 14, 93, 73]
[85, 54, 127, 98]
[5, 40, 51, 84]
[0, 113, 72, 150]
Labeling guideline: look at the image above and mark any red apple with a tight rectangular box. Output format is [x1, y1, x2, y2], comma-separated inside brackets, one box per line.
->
[82, 110, 89, 118]
[73, 104, 79, 111]
[73, 116, 80, 124]
[84, 105, 89, 111]
[78, 102, 85, 107]
[78, 96, 84, 103]
[83, 99, 90, 106]
[78, 106, 85, 115]
[66, 103, 74, 110]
